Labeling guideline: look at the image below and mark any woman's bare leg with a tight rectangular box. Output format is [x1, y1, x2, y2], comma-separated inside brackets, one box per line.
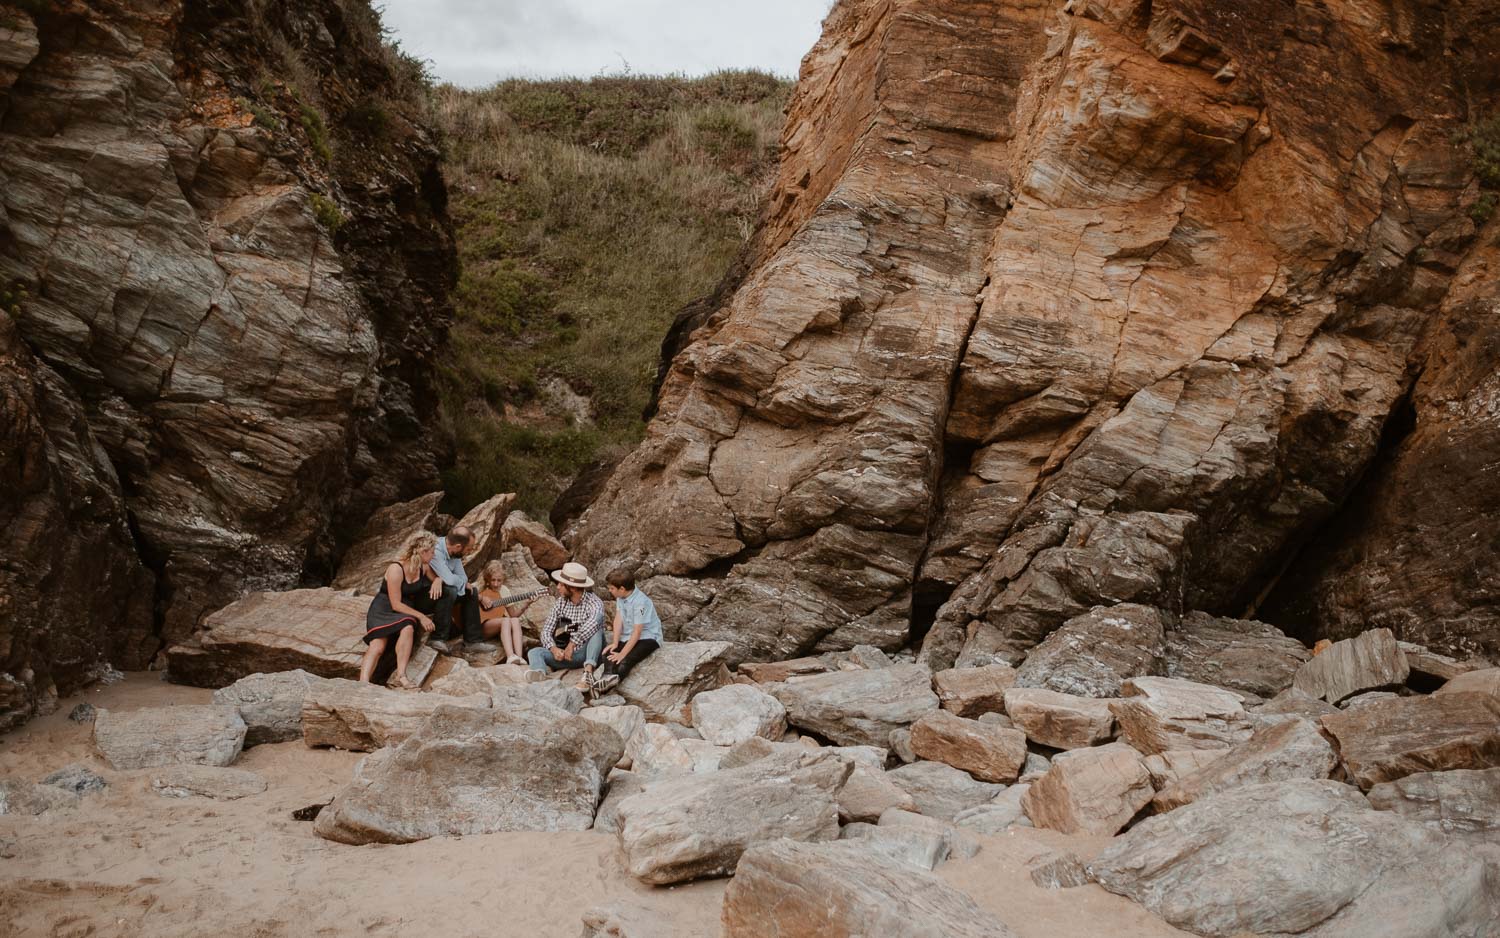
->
[359, 638, 388, 683]
[394, 626, 414, 680]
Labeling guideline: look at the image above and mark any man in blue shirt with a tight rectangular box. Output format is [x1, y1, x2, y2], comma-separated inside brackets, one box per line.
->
[426, 526, 493, 654]
[592, 565, 663, 694]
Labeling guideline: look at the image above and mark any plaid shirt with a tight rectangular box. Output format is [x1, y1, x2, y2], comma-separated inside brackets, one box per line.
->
[541, 590, 605, 650]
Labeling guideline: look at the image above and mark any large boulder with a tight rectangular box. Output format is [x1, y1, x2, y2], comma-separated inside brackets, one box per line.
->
[689, 683, 787, 746]
[212, 669, 327, 746]
[908, 710, 1027, 783]
[427, 661, 529, 698]
[1012, 604, 1169, 698]
[1002, 687, 1114, 750]
[885, 761, 1004, 820]
[1292, 628, 1410, 704]
[617, 641, 733, 724]
[500, 509, 567, 571]
[93, 705, 246, 770]
[166, 589, 374, 687]
[722, 839, 1015, 937]
[1319, 692, 1500, 789]
[738, 657, 831, 684]
[837, 763, 920, 822]
[1367, 767, 1500, 837]
[1164, 611, 1309, 698]
[614, 749, 849, 884]
[931, 664, 1016, 717]
[330, 491, 444, 593]
[1434, 667, 1500, 698]
[1109, 677, 1252, 754]
[954, 784, 1031, 834]
[450, 492, 517, 572]
[1141, 750, 1226, 791]
[1151, 717, 1337, 812]
[1021, 742, 1153, 836]
[579, 705, 646, 764]
[315, 704, 622, 844]
[1089, 779, 1500, 938]
[300, 678, 489, 752]
[768, 663, 939, 748]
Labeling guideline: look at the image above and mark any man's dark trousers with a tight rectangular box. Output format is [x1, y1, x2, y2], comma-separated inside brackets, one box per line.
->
[432, 586, 483, 643]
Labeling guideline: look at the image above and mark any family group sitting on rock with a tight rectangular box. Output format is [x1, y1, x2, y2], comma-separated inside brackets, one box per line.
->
[357, 525, 662, 697]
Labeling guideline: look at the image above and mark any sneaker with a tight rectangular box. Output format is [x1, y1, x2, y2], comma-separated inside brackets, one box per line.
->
[427, 639, 453, 654]
[466, 642, 498, 654]
[593, 673, 620, 694]
[524, 668, 546, 683]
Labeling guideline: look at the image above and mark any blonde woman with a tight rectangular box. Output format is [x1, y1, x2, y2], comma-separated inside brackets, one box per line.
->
[477, 560, 540, 666]
[359, 532, 438, 688]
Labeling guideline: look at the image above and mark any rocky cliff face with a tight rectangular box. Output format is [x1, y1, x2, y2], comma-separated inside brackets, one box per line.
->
[0, 0, 456, 730]
[567, 0, 1500, 667]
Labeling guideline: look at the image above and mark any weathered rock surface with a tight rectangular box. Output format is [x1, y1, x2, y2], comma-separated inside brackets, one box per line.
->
[212, 670, 325, 746]
[1367, 767, 1500, 836]
[931, 664, 1016, 717]
[837, 823, 950, 871]
[579, 705, 646, 764]
[167, 589, 374, 688]
[837, 763, 920, 823]
[1152, 717, 1337, 812]
[1089, 779, 1500, 938]
[877, 808, 981, 860]
[615, 750, 848, 884]
[1435, 667, 1500, 698]
[0, 780, 77, 816]
[1250, 687, 1340, 725]
[500, 510, 568, 571]
[1292, 628, 1410, 703]
[738, 657, 830, 684]
[0, 0, 458, 722]
[1141, 750, 1225, 791]
[689, 683, 787, 746]
[331, 492, 445, 593]
[561, 0, 1500, 676]
[1012, 605, 1169, 698]
[579, 901, 672, 938]
[1109, 677, 1252, 754]
[722, 839, 1014, 937]
[301, 678, 489, 752]
[718, 735, 886, 772]
[1002, 687, 1114, 750]
[39, 765, 108, 797]
[427, 661, 529, 699]
[616, 641, 732, 724]
[1320, 692, 1500, 789]
[954, 784, 1031, 834]
[1400, 643, 1487, 687]
[909, 710, 1027, 783]
[591, 770, 646, 835]
[450, 493, 517, 572]
[768, 663, 939, 748]
[1021, 742, 1153, 836]
[93, 705, 246, 770]
[151, 766, 268, 800]
[315, 705, 622, 844]
[625, 724, 698, 778]
[886, 761, 1005, 820]
[1165, 612, 1309, 698]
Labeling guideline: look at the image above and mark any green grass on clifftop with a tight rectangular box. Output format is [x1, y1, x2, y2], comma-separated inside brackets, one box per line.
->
[432, 72, 789, 520]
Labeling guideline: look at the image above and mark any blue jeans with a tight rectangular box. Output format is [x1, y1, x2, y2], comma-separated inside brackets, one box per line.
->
[528, 632, 605, 672]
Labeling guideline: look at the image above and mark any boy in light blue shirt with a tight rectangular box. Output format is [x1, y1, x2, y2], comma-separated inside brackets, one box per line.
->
[591, 565, 662, 695]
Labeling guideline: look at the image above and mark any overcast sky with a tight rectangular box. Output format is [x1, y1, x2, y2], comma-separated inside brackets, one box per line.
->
[378, 0, 834, 87]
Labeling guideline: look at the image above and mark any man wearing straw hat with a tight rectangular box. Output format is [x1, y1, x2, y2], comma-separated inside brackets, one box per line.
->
[525, 561, 606, 691]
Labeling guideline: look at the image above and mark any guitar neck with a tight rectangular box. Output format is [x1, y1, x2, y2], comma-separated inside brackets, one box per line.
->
[487, 587, 547, 607]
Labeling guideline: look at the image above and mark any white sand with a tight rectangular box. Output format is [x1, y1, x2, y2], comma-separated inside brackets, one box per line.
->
[0, 674, 1188, 937]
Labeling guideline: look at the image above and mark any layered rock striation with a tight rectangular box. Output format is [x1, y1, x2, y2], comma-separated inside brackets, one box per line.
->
[0, 0, 456, 729]
[567, 0, 1500, 667]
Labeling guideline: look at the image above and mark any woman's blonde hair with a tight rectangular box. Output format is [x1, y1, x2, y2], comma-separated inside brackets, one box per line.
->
[481, 559, 506, 591]
[399, 532, 437, 570]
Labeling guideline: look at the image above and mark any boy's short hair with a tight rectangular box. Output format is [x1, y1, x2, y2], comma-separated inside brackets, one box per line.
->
[606, 566, 636, 591]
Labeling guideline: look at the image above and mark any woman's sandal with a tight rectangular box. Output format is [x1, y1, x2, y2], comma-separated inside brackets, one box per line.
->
[387, 674, 418, 691]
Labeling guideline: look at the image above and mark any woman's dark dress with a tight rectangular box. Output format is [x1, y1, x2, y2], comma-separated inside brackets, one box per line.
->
[364, 562, 435, 644]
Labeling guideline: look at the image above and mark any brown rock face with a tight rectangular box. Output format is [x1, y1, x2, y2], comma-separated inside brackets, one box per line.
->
[564, 0, 1500, 668]
[0, 0, 457, 725]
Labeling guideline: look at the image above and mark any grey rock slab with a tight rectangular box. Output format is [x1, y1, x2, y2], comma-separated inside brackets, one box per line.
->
[837, 824, 950, 870]
[721, 839, 1015, 937]
[614, 749, 849, 884]
[1014, 604, 1168, 698]
[93, 705, 246, 769]
[1002, 687, 1115, 750]
[591, 770, 646, 835]
[315, 705, 623, 844]
[1109, 676, 1251, 754]
[212, 669, 324, 746]
[578, 705, 645, 764]
[837, 762, 919, 823]
[909, 710, 1027, 783]
[886, 760, 1004, 820]
[931, 663, 1016, 717]
[1292, 627, 1409, 704]
[1021, 742, 1153, 836]
[151, 765, 267, 800]
[768, 662, 939, 748]
[300, 678, 491, 752]
[1088, 779, 1500, 938]
[1320, 692, 1500, 789]
[1435, 667, 1500, 698]
[876, 808, 981, 860]
[1165, 611, 1309, 698]
[953, 784, 1031, 834]
[1152, 716, 1337, 812]
[688, 683, 786, 746]
[616, 641, 732, 724]
[1367, 767, 1500, 836]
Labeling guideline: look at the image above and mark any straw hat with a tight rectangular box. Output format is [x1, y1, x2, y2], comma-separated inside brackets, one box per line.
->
[550, 561, 594, 589]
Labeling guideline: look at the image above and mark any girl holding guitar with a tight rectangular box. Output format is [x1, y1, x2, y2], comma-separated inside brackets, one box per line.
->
[476, 561, 547, 665]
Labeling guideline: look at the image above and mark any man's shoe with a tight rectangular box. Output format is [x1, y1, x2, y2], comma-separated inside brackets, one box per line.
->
[466, 642, 498, 654]
[524, 668, 546, 683]
[427, 639, 453, 654]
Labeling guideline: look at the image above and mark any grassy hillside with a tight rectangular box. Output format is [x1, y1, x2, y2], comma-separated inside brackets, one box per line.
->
[431, 72, 790, 520]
